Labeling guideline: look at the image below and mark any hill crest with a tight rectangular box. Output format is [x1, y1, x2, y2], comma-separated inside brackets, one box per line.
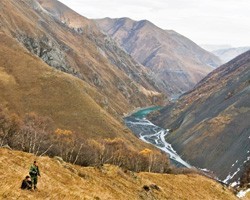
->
[0, 148, 237, 200]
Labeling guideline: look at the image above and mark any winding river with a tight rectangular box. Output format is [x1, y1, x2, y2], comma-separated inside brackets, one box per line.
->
[124, 106, 191, 168]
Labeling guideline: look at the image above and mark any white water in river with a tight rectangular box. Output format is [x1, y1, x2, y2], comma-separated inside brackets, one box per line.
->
[125, 116, 191, 168]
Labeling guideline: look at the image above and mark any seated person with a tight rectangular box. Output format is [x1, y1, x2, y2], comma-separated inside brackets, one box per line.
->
[21, 176, 32, 190]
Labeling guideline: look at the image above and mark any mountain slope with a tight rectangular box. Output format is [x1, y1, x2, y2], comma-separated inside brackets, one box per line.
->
[0, 0, 164, 118]
[213, 47, 250, 63]
[96, 17, 221, 96]
[151, 51, 250, 182]
[0, 148, 237, 200]
[0, 32, 149, 149]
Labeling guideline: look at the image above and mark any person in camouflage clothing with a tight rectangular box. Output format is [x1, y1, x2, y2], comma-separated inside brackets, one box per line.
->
[29, 161, 41, 190]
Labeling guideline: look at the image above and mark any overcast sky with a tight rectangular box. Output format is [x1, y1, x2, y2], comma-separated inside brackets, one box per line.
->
[58, 0, 250, 47]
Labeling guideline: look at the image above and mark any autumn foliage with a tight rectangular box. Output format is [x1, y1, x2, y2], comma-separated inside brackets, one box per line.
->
[0, 106, 170, 173]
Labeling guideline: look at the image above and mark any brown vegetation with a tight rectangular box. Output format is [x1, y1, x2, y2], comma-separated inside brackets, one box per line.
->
[0, 0, 167, 158]
[0, 31, 159, 153]
[0, 106, 169, 173]
[0, 148, 237, 200]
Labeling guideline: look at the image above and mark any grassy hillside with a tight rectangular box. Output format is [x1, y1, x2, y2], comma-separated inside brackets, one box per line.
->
[0, 0, 164, 117]
[0, 32, 147, 149]
[0, 0, 169, 179]
[0, 148, 237, 200]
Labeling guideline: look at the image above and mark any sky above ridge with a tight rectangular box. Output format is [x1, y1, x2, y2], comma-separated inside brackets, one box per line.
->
[58, 0, 250, 47]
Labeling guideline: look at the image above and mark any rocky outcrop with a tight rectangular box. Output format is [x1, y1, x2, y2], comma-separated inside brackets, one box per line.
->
[16, 34, 75, 73]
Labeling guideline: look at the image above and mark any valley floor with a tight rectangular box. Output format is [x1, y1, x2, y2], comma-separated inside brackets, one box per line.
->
[0, 148, 238, 200]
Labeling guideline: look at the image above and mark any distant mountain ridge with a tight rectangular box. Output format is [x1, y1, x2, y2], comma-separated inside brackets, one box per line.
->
[96, 17, 222, 97]
[151, 50, 250, 183]
[200, 44, 232, 52]
[212, 46, 250, 63]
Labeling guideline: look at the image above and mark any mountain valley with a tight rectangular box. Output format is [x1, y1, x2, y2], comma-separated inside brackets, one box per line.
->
[0, 0, 249, 199]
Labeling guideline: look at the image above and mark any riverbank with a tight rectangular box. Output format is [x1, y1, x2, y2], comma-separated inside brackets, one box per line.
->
[124, 107, 191, 168]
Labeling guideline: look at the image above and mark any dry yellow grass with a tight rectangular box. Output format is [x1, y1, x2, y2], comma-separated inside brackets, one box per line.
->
[243, 192, 250, 200]
[0, 32, 152, 151]
[0, 148, 237, 200]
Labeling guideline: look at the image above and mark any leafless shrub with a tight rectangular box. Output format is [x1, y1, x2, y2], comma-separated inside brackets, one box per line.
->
[0, 106, 170, 173]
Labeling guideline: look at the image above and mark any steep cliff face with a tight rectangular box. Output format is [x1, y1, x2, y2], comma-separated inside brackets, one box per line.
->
[96, 17, 221, 97]
[151, 51, 250, 182]
[0, 0, 165, 118]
